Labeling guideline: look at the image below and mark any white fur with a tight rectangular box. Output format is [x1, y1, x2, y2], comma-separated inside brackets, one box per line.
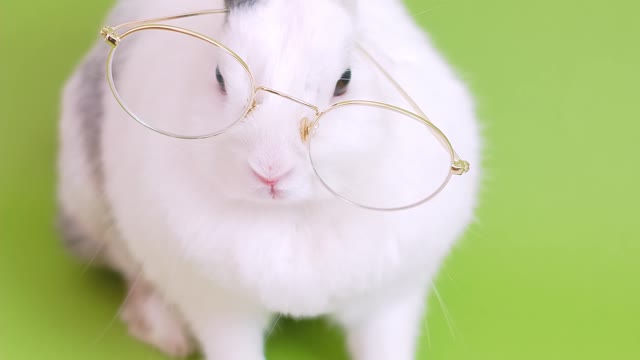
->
[58, 0, 482, 359]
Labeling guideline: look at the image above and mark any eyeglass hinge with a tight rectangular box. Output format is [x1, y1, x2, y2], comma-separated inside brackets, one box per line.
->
[451, 159, 470, 175]
[100, 26, 120, 47]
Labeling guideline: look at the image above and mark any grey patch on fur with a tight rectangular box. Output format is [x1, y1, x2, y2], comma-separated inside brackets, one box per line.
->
[63, 46, 122, 266]
[225, 0, 259, 9]
[76, 43, 128, 187]
[56, 208, 106, 264]
[76, 50, 107, 185]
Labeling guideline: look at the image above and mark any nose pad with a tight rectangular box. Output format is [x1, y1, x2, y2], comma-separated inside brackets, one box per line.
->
[300, 117, 312, 143]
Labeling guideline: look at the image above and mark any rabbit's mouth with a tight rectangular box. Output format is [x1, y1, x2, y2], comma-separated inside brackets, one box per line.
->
[267, 186, 283, 200]
[252, 182, 309, 203]
[246, 168, 313, 203]
[251, 168, 291, 199]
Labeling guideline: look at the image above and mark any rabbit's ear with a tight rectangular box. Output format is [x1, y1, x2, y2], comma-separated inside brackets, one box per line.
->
[225, 0, 260, 9]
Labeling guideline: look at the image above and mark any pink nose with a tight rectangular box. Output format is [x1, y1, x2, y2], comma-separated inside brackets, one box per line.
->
[251, 168, 290, 187]
[253, 171, 280, 186]
[251, 168, 291, 199]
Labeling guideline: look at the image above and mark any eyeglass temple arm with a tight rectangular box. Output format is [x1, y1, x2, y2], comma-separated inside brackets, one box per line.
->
[357, 45, 469, 175]
[101, 8, 230, 46]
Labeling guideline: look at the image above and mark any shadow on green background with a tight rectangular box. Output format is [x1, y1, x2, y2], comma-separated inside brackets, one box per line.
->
[1, 0, 639, 359]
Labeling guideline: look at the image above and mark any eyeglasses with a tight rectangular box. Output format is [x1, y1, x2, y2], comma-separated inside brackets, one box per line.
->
[99, 8, 470, 211]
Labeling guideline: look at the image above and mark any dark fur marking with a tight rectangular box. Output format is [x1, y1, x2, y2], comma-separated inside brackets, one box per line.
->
[76, 50, 107, 185]
[56, 208, 102, 262]
[225, 0, 260, 9]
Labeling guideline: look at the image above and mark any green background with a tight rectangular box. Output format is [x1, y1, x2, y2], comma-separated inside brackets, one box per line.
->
[1, 0, 639, 359]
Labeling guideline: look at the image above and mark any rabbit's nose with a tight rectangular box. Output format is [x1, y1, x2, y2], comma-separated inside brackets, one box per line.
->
[250, 165, 292, 186]
[250, 166, 293, 199]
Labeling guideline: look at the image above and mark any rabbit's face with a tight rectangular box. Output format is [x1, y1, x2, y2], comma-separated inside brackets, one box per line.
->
[192, 0, 390, 204]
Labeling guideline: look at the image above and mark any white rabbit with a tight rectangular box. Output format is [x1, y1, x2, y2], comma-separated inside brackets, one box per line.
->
[57, 0, 482, 359]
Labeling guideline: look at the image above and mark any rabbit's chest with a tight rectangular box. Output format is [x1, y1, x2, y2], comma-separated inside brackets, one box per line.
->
[183, 212, 429, 316]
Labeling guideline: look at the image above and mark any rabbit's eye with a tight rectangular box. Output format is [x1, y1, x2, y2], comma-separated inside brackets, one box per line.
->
[333, 68, 351, 97]
[216, 66, 226, 94]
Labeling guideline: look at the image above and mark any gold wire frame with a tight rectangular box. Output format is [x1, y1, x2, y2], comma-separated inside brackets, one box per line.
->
[100, 8, 470, 211]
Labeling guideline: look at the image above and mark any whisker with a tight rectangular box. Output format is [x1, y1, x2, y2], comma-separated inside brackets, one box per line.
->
[443, 267, 455, 283]
[92, 268, 143, 345]
[80, 239, 109, 277]
[80, 217, 119, 276]
[411, 1, 453, 18]
[423, 316, 432, 349]
[430, 282, 457, 339]
[267, 313, 282, 338]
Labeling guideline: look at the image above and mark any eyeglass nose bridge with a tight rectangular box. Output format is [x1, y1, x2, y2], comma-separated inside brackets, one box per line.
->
[254, 86, 320, 143]
[255, 86, 320, 115]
